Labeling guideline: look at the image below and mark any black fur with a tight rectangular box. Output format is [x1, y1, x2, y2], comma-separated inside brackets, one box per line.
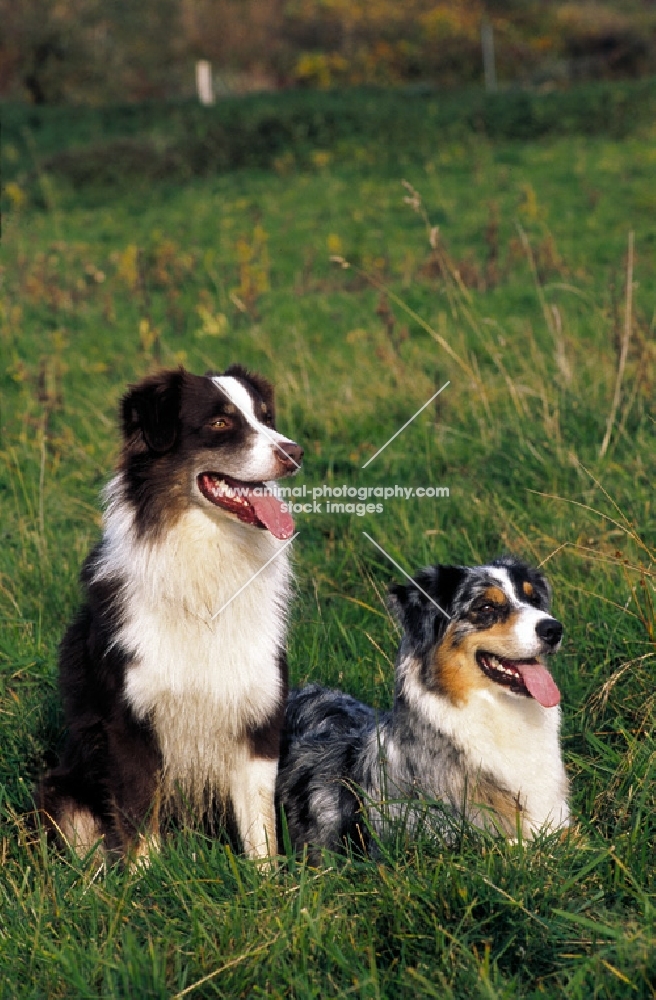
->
[38, 553, 160, 852]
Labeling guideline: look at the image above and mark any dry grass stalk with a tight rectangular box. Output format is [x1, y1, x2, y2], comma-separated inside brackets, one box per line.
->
[599, 231, 634, 459]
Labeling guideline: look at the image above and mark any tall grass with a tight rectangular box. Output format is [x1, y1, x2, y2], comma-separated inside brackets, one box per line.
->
[0, 101, 654, 996]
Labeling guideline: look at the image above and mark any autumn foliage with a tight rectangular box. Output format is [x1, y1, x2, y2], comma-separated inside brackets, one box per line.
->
[1, 0, 655, 103]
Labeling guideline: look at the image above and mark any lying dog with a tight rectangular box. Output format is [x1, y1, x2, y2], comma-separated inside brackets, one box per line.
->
[39, 365, 302, 861]
[277, 557, 569, 855]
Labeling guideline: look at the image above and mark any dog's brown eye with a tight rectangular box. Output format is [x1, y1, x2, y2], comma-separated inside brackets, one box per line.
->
[209, 417, 230, 430]
[474, 601, 502, 617]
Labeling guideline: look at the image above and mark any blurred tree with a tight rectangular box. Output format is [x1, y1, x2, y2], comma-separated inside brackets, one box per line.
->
[100, 0, 186, 100]
[0, 0, 86, 103]
[0, 0, 185, 103]
[0, 0, 654, 101]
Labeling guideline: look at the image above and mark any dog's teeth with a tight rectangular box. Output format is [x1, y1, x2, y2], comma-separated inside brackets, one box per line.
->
[482, 654, 521, 680]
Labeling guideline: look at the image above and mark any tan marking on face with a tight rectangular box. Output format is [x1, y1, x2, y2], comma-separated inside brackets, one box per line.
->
[433, 627, 486, 705]
[483, 586, 507, 605]
[432, 611, 527, 705]
[224, 404, 237, 414]
[471, 613, 532, 660]
[523, 581, 534, 598]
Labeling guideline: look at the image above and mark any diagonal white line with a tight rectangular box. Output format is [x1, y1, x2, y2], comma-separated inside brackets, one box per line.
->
[361, 381, 450, 469]
[215, 380, 302, 470]
[210, 532, 299, 621]
[362, 531, 451, 620]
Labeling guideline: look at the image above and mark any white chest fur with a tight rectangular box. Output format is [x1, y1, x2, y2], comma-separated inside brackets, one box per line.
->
[95, 498, 290, 798]
[455, 689, 570, 832]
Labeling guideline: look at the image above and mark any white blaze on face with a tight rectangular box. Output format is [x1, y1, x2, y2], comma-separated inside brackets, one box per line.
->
[485, 566, 560, 659]
[483, 565, 562, 708]
[210, 376, 298, 481]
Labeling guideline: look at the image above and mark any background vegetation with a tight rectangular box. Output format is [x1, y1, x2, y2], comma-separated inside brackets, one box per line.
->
[1, 79, 655, 996]
[2, 0, 656, 103]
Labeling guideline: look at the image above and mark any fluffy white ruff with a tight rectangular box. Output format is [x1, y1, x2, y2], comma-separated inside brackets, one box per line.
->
[94, 476, 290, 814]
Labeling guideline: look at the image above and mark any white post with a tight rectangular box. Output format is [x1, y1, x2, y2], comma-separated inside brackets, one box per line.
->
[481, 19, 497, 92]
[196, 60, 215, 105]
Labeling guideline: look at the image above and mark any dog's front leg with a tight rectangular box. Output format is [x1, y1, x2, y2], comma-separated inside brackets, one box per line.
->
[107, 713, 162, 861]
[230, 753, 278, 860]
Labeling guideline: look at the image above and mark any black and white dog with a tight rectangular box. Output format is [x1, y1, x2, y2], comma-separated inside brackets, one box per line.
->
[39, 365, 302, 861]
[277, 557, 569, 856]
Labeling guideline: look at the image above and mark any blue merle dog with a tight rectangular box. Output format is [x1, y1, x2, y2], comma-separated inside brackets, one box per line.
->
[277, 557, 569, 857]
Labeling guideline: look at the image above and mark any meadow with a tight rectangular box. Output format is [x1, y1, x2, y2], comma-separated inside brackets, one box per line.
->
[0, 84, 654, 997]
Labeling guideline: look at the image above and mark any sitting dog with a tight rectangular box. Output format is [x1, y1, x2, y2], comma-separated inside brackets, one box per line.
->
[277, 556, 569, 855]
[39, 365, 302, 861]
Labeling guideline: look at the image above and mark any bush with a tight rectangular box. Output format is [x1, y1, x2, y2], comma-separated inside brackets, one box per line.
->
[3, 76, 656, 199]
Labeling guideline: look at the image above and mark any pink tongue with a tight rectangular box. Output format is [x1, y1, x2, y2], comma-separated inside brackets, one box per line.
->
[250, 492, 295, 540]
[516, 662, 561, 708]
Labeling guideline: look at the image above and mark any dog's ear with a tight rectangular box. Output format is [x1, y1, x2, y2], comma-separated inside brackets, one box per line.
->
[222, 364, 276, 424]
[389, 565, 464, 655]
[122, 370, 184, 453]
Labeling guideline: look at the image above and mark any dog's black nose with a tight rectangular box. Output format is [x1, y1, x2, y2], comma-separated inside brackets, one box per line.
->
[536, 618, 563, 647]
[278, 442, 304, 470]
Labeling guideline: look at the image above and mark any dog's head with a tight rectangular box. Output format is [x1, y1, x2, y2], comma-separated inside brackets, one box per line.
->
[389, 556, 562, 709]
[119, 365, 303, 539]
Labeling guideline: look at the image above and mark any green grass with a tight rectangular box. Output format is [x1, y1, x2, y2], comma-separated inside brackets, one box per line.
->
[4, 77, 656, 201]
[0, 86, 655, 997]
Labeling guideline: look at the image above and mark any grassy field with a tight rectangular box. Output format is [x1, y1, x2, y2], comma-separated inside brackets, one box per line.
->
[0, 85, 655, 997]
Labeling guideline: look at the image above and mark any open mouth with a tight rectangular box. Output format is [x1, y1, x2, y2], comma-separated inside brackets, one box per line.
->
[197, 473, 294, 540]
[476, 651, 560, 708]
